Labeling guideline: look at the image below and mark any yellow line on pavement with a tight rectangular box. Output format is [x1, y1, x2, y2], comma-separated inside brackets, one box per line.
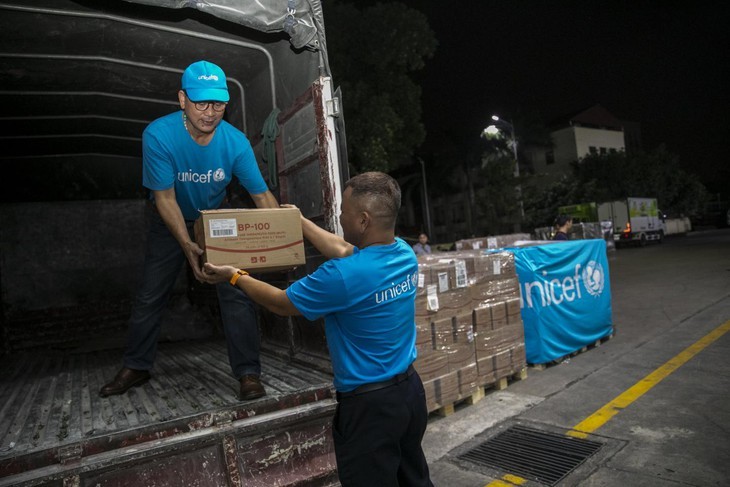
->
[501, 474, 526, 485]
[568, 319, 730, 439]
[486, 475, 526, 486]
[483, 319, 730, 486]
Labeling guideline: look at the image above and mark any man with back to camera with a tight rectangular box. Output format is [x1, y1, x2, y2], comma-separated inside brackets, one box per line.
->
[100, 60, 278, 401]
[202, 172, 433, 487]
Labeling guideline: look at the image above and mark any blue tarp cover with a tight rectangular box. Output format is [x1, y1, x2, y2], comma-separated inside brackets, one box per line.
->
[510, 240, 613, 363]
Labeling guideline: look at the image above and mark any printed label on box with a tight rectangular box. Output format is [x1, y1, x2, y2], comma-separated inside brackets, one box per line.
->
[427, 284, 440, 311]
[493, 259, 501, 275]
[209, 218, 237, 238]
[438, 272, 449, 293]
[455, 260, 468, 288]
[487, 237, 498, 248]
[418, 273, 425, 288]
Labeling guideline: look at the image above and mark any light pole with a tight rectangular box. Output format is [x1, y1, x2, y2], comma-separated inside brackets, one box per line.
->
[484, 114, 524, 230]
[417, 157, 433, 240]
[489, 115, 519, 178]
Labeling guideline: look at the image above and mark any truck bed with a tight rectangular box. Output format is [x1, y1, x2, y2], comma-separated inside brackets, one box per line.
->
[0, 340, 338, 486]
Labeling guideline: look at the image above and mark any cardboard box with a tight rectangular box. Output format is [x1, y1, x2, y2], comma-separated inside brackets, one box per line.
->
[414, 350, 450, 382]
[423, 372, 459, 412]
[457, 363, 479, 397]
[415, 316, 435, 348]
[194, 208, 305, 273]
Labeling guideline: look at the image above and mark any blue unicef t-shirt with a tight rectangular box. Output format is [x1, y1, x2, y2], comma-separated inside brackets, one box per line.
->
[142, 111, 269, 220]
[286, 238, 418, 392]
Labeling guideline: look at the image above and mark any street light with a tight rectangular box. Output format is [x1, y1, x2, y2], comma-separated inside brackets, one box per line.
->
[489, 115, 519, 178]
[417, 157, 433, 240]
[483, 114, 525, 229]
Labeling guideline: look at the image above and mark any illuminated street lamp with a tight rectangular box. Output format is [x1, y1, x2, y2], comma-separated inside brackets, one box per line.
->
[487, 115, 519, 178]
[483, 114, 525, 228]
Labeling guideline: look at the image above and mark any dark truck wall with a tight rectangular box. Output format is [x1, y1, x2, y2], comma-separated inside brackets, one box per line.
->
[0, 0, 343, 366]
[0, 200, 220, 353]
[0, 0, 324, 204]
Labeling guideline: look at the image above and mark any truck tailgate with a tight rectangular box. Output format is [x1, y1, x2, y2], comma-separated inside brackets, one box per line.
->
[0, 340, 337, 486]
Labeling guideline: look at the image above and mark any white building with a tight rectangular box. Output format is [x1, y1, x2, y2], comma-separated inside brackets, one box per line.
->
[527, 105, 627, 187]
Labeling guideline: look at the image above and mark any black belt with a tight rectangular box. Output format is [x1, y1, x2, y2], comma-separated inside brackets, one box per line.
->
[337, 365, 416, 400]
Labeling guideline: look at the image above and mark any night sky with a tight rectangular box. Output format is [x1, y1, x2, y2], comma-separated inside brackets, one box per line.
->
[395, 1, 729, 192]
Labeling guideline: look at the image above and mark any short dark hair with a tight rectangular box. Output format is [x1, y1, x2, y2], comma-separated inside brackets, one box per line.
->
[345, 172, 401, 228]
[554, 214, 572, 227]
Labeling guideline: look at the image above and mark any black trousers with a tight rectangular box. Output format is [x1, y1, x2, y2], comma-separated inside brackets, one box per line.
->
[332, 371, 434, 487]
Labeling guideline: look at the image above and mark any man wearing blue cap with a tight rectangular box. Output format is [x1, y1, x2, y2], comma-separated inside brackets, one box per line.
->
[100, 60, 277, 401]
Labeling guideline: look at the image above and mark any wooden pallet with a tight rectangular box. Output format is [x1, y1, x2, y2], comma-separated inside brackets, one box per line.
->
[432, 367, 528, 417]
[433, 387, 485, 417]
[491, 367, 529, 391]
[530, 334, 614, 370]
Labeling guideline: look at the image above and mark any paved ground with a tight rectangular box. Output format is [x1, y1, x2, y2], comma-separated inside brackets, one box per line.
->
[422, 229, 730, 486]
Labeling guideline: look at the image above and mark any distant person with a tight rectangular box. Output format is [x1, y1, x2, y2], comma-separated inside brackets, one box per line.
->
[202, 172, 433, 487]
[553, 215, 573, 240]
[412, 232, 432, 255]
[100, 60, 277, 402]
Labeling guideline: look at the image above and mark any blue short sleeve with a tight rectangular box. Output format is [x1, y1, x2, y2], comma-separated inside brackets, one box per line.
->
[286, 261, 349, 321]
[142, 127, 175, 191]
[232, 137, 268, 196]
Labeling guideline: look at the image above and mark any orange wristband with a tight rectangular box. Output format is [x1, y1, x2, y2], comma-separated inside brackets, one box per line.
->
[229, 269, 248, 286]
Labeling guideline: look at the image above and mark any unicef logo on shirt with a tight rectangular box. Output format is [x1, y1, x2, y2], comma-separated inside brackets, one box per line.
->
[374, 272, 418, 304]
[213, 168, 226, 182]
[582, 260, 605, 297]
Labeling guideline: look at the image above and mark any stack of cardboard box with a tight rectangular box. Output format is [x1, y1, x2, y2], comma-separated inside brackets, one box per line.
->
[454, 233, 531, 251]
[413, 250, 526, 413]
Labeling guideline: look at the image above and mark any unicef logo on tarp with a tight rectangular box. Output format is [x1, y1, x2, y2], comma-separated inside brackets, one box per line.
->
[213, 168, 226, 182]
[519, 257, 608, 309]
[582, 260, 605, 297]
[411, 272, 418, 287]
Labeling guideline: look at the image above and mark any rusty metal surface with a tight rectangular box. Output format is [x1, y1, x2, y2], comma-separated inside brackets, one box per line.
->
[236, 417, 338, 487]
[0, 339, 336, 484]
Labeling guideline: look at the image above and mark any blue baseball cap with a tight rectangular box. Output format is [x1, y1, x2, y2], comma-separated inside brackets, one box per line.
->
[182, 61, 230, 102]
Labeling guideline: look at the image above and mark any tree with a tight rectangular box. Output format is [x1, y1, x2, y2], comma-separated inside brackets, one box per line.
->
[475, 114, 551, 235]
[521, 146, 709, 231]
[573, 146, 708, 216]
[476, 154, 523, 235]
[521, 176, 597, 231]
[324, 1, 437, 173]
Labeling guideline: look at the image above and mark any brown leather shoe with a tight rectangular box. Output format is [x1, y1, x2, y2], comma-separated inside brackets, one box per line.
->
[99, 367, 150, 397]
[239, 375, 266, 401]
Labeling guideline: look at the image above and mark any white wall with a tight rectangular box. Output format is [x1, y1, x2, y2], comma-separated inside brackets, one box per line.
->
[574, 126, 625, 157]
[530, 126, 625, 187]
[552, 126, 579, 168]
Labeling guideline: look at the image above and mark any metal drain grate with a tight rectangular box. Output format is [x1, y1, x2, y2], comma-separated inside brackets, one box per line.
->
[458, 425, 603, 486]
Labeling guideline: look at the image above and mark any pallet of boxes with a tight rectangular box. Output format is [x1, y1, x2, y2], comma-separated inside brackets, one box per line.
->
[414, 237, 528, 416]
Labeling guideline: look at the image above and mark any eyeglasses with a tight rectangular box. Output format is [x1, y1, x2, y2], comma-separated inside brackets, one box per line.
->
[191, 100, 227, 112]
[185, 93, 227, 112]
